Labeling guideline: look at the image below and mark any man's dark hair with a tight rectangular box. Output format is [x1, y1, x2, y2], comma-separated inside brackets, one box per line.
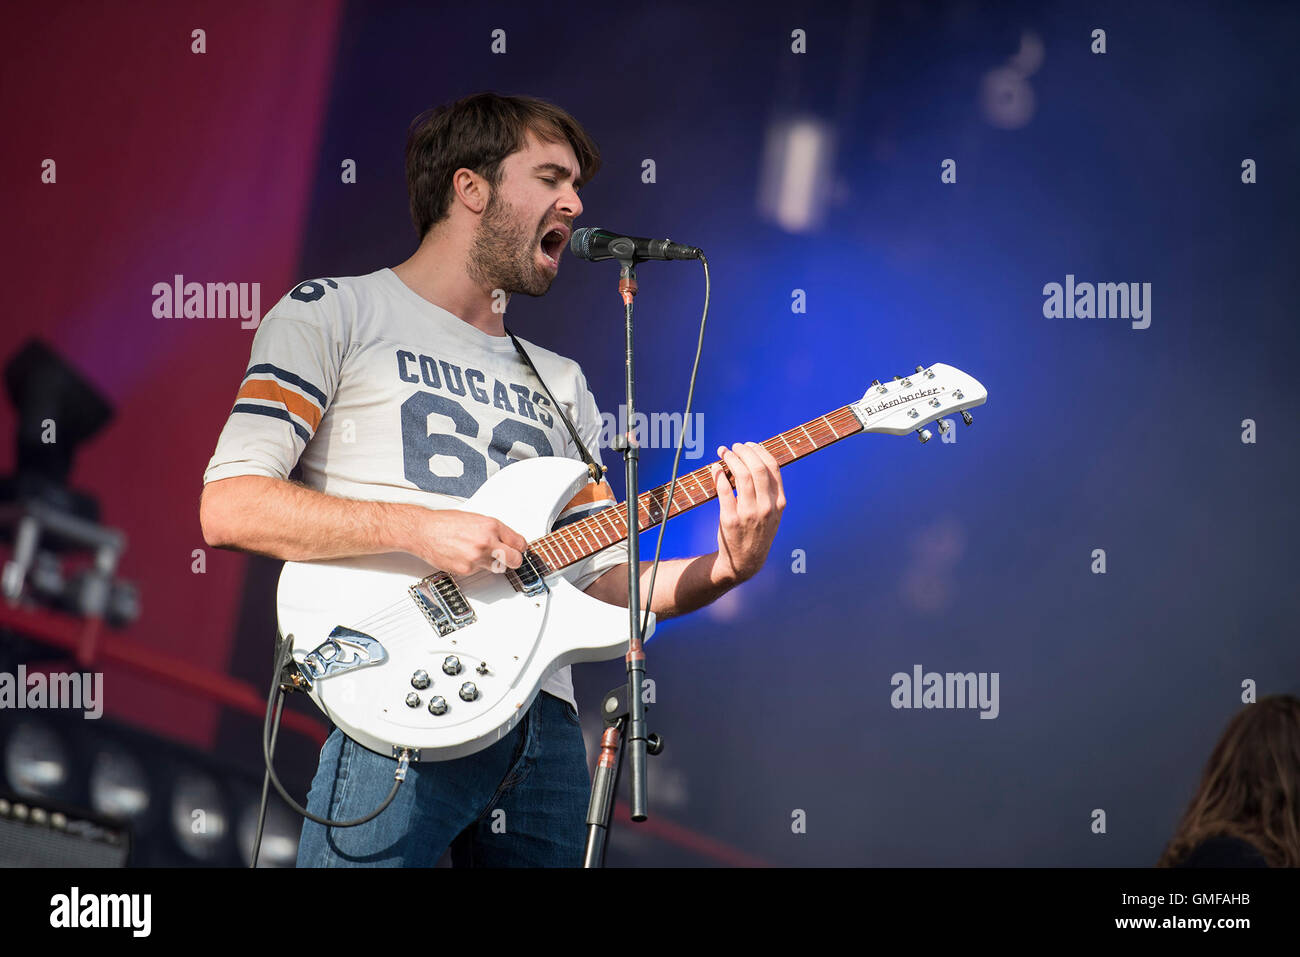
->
[405, 91, 601, 239]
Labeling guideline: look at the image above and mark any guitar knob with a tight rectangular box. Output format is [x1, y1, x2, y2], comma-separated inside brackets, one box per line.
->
[961, 410, 973, 426]
[916, 428, 932, 444]
[411, 670, 431, 690]
[428, 696, 448, 715]
[442, 655, 462, 676]
[459, 682, 479, 702]
[405, 693, 421, 708]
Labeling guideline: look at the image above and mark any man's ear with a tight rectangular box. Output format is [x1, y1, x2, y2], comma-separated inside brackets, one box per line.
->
[452, 167, 489, 214]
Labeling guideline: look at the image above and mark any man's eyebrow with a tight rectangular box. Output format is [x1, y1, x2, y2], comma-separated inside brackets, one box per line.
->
[531, 161, 581, 184]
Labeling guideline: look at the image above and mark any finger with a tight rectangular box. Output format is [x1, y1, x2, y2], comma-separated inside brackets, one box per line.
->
[496, 521, 529, 554]
[750, 440, 781, 475]
[711, 462, 737, 521]
[729, 442, 771, 502]
[490, 545, 524, 570]
[718, 444, 756, 501]
[749, 441, 786, 508]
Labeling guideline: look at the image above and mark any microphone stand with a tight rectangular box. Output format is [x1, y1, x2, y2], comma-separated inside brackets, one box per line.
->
[582, 259, 660, 867]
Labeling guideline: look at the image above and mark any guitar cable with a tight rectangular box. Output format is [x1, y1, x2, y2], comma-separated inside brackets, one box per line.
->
[637, 254, 710, 641]
[251, 634, 406, 866]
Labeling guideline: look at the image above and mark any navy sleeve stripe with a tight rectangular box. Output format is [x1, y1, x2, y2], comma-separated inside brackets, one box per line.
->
[242, 363, 328, 406]
[231, 402, 311, 443]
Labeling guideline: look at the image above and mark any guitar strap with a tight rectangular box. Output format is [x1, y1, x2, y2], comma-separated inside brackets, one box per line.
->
[506, 328, 606, 484]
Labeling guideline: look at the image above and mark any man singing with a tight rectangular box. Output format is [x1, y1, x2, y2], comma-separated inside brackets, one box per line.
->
[199, 92, 785, 867]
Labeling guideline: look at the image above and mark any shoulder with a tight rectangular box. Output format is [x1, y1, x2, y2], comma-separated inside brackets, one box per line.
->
[1175, 835, 1269, 868]
[259, 272, 382, 336]
[273, 272, 379, 314]
[510, 334, 587, 386]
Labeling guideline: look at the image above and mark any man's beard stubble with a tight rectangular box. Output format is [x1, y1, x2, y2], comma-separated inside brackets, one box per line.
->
[467, 192, 553, 299]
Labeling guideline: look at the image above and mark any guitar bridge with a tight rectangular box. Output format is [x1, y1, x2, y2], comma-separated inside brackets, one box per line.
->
[409, 572, 476, 636]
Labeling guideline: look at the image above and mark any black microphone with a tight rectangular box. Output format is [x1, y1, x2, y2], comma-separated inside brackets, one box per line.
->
[569, 227, 702, 263]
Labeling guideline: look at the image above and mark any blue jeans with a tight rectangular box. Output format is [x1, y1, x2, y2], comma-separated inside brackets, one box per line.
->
[296, 691, 591, 867]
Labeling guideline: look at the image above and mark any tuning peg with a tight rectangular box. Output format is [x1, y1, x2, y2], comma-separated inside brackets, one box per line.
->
[916, 428, 932, 444]
[936, 418, 950, 434]
[961, 410, 973, 426]
[871, 379, 881, 386]
[915, 365, 924, 373]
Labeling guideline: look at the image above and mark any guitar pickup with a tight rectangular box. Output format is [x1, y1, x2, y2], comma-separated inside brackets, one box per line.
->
[507, 552, 548, 597]
[409, 572, 476, 636]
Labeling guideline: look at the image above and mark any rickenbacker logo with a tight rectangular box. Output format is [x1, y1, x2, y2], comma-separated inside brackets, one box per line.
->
[860, 386, 941, 417]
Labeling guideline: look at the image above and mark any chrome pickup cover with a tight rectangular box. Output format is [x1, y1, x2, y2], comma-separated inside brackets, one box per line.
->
[507, 553, 548, 597]
[409, 571, 477, 636]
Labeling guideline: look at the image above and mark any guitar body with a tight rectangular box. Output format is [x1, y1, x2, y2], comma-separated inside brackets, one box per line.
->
[277, 456, 652, 761]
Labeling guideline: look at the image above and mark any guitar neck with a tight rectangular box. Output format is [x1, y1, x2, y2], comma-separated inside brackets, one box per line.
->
[527, 405, 863, 573]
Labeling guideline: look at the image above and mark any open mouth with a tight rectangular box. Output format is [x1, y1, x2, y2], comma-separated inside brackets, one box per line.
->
[539, 228, 565, 268]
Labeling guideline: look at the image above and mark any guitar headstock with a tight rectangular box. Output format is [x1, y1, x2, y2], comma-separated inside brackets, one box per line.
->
[849, 363, 988, 442]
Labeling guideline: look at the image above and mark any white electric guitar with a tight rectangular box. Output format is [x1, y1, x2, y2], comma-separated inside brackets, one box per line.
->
[277, 363, 988, 761]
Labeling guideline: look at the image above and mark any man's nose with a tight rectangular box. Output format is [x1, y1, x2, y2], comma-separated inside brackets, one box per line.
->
[558, 186, 582, 220]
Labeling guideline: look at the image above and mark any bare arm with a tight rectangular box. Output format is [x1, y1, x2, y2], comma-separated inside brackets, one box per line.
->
[582, 440, 787, 620]
[199, 475, 529, 576]
[582, 552, 736, 621]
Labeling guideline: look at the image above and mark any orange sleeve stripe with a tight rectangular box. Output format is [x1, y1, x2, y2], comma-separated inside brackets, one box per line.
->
[236, 379, 323, 431]
[561, 479, 615, 512]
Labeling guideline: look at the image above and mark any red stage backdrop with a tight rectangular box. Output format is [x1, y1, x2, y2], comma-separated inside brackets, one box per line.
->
[0, 0, 343, 746]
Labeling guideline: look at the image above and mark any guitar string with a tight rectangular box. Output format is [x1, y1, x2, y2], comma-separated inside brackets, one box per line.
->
[301, 412, 865, 638]
[321, 418, 860, 634]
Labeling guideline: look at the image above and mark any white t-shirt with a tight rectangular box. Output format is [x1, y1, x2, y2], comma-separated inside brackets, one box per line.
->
[203, 267, 628, 708]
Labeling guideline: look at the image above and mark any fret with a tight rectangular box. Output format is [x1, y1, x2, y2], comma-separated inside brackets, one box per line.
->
[595, 514, 616, 546]
[524, 405, 862, 573]
[534, 544, 554, 572]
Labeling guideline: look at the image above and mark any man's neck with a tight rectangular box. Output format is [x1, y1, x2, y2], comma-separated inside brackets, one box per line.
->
[391, 236, 508, 337]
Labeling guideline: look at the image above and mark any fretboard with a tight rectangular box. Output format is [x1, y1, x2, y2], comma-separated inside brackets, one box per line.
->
[525, 405, 863, 574]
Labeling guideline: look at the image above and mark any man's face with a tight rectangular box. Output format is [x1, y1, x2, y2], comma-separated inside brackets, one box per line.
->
[467, 130, 584, 298]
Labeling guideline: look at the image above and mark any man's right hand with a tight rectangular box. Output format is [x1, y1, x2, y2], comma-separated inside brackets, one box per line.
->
[400, 508, 529, 577]
[200, 475, 530, 576]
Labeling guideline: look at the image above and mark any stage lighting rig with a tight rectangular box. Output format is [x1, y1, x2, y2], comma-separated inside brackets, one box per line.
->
[0, 339, 139, 627]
